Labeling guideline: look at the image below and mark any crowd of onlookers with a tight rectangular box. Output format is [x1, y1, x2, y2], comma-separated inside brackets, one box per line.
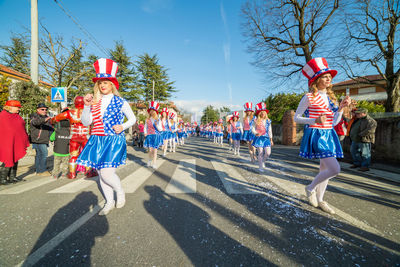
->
[0, 99, 379, 185]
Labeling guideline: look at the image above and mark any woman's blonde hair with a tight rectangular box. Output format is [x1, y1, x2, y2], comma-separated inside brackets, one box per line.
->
[256, 111, 268, 125]
[147, 109, 158, 120]
[93, 80, 120, 104]
[310, 75, 337, 104]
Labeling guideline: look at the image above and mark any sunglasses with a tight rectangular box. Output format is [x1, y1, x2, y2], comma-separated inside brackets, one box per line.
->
[38, 108, 48, 111]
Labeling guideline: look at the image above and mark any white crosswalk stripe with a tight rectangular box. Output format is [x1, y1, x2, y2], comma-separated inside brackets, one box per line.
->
[48, 176, 99, 194]
[0, 176, 56, 195]
[122, 160, 165, 193]
[165, 159, 197, 194]
[211, 160, 259, 194]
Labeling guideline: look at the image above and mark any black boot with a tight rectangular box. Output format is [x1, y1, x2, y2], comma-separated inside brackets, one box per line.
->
[0, 163, 8, 185]
[9, 162, 20, 182]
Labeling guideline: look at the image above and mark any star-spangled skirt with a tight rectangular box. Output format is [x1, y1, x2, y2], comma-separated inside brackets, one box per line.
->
[252, 136, 271, 148]
[76, 135, 126, 170]
[144, 134, 162, 148]
[299, 127, 343, 159]
[231, 132, 242, 141]
[242, 130, 255, 142]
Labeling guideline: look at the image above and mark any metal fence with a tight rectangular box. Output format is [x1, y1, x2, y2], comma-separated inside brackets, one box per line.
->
[369, 112, 400, 119]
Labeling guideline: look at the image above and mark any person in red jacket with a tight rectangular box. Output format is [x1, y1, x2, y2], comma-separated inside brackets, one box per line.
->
[0, 100, 30, 184]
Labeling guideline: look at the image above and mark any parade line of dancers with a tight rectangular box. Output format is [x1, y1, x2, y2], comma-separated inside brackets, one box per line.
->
[65, 57, 350, 215]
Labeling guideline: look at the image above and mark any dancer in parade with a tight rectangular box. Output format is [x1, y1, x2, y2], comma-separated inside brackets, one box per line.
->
[295, 57, 350, 215]
[169, 113, 178, 152]
[160, 107, 170, 157]
[226, 115, 233, 150]
[216, 119, 224, 146]
[77, 58, 136, 215]
[242, 102, 257, 163]
[230, 111, 243, 156]
[144, 101, 163, 168]
[251, 102, 273, 172]
[177, 120, 185, 145]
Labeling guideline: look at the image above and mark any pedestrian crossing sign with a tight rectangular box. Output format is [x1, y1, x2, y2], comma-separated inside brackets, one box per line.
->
[51, 87, 66, 103]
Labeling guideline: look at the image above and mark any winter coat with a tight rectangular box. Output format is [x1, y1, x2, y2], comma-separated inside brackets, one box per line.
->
[29, 113, 54, 144]
[350, 115, 377, 144]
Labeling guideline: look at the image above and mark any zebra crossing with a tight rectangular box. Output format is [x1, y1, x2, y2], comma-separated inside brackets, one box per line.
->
[0, 156, 387, 199]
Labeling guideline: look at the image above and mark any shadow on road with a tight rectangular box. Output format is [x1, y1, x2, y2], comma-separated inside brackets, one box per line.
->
[22, 191, 108, 266]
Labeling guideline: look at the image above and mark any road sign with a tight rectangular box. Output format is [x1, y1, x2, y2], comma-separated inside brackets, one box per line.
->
[51, 87, 66, 103]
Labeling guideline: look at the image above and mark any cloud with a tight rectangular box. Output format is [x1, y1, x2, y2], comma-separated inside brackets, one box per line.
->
[174, 99, 241, 122]
[141, 0, 173, 13]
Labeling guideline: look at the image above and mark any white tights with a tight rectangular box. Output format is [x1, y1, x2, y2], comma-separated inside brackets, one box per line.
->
[257, 147, 271, 168]
[306, 157, 340, 202]
[98, 167, 124, 205]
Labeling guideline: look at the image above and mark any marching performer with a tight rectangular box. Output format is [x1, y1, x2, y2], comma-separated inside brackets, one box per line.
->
[160, 107, 170, 157]
[230, 111, 243, 156]
[168, 112, 177, 152]
[77, 58, 136, 215]
[144, 101, 163, 168]
[251, 102, 273, 172]
[216, 119, 224, 146]
[295, 57, 350, 214]
[242, 102, 257, 163]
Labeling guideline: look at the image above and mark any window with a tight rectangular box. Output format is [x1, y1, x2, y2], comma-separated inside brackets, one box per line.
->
[358, 87, 375, 94]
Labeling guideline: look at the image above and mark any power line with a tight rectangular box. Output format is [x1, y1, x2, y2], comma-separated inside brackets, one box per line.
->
[53, 0, 110, 57]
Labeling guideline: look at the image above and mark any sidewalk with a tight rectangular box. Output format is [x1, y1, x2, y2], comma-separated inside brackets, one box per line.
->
[273, 145, 400, 184]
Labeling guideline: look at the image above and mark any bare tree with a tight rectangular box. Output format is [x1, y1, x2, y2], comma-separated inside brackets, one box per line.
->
[39, 23, 84, 88]
[241, 0, 339, 87]
[340, 0, 399, 112]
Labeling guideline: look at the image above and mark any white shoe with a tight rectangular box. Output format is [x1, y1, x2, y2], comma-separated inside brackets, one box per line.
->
[262, 163, 265, 168]
[116, 193, 126, 209]
[147, 160, 151, 167]
[258, 167, 264, 173]
[305, 187, 318, 208]
[99, 202, 115, 215]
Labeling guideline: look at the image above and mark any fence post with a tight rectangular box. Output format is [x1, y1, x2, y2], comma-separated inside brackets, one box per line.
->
[282, 110, 296, 145]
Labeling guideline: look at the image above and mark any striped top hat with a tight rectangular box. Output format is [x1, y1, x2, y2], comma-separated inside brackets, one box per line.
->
[92, 58, 119, 89]
[161, 107, 169, 115]
[169, 112, 176, 119]
[302, 57, 337, 87]
[148, 101, 160, 114]
[243, 102, 253, 112]
[232, 111, 240, 119]
[255, 102, 269, 116]
[226, 115, 233, 122]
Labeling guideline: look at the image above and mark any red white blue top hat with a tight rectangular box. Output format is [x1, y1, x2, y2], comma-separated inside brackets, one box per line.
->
[255, 102, 269, 116]
[243, 102, 253, 112]
[92, 58, 119, 89]
[302, 57, 337, 87]
[148, 101, 160, 114]
[161, 107, 169, 115]
[169, 112, 176, 119]
[232, 111, 240, 119]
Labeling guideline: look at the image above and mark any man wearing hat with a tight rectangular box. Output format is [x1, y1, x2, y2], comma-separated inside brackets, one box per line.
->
[349, 108, 377, 171]
[0, 100, 30, 184]
[30, 103, 54, 176]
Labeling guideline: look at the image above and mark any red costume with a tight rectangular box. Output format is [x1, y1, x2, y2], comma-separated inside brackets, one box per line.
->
[51, 96, 95, 179]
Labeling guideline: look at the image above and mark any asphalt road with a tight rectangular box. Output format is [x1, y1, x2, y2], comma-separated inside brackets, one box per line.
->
[0, 137, 399, 266]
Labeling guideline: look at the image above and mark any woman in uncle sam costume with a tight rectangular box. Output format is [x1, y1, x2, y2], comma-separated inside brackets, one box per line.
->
[251, 102, 273, 173]
[230, 111, 243, 156]
[215, 119, 224, 146]
[144, 101, 163, 168]
[242, 102, 256, 162]
[160, 107, 170, 157]
[295, 57, 350, 215]
[78, 58, 137, 216]
[168, 112, 178, 152]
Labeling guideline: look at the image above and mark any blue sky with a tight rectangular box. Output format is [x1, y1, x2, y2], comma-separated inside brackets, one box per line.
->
[0, 0, 297, 119]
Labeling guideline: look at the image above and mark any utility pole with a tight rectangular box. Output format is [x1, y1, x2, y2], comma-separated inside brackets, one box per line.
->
[30, 0, 39, 84]
[152, 80, 155, 102]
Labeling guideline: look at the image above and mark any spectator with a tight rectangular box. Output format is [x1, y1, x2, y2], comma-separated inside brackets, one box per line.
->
[138, 121, 145, 148]
[0, 100, 30, 184]
[349, 108, 377, 172]
[30, 103, 53, 176]
[131, 122, 140, 146]
[334, 116, 348, 147]
[50, 119, 70, 179]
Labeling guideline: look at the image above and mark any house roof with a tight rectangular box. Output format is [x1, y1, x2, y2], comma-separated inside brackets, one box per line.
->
[0, 64, 55, 88]
[333, 74, 384, 87]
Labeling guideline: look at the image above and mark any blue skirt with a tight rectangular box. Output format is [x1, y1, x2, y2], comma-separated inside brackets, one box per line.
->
[76, 135, 126, 170]
[299, 127, 343, 159]
[242, 130, 255, 142]
[161, 131, 170, 140]
[216, 133, 223, 137]
[227, 133, 231, 139]
[252, 136, 271, 148]
[231, 132, 242, 141]
[177, 132, 184, 138]
[144, 134, 162, 148]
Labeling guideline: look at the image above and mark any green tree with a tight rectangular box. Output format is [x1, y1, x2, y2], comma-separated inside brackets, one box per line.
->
[14, 81, 49, 116]
[0, 34, 30, 74]
[136, 53, 176, 102]
[356, 100, 385, 114]
[264, 93, 304, 123]
[219, 106, 231, 113]
[201, 105, 219, 124]
[0, 75, 12, 107]
[110, 41, 140, 101]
